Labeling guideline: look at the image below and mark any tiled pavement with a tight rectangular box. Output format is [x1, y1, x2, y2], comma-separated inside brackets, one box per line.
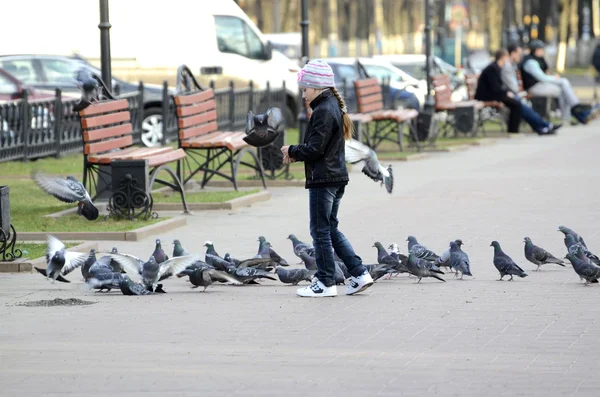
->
[1, 123, 600, 396]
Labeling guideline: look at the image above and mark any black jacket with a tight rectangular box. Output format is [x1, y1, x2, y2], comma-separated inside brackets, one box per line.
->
[289, 90, 349, 188]
[519, 54, 548, 90]
[593, 44, 600, 73]
[474, 61, 509, 101]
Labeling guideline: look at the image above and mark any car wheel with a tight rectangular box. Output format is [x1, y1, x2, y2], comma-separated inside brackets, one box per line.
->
[140, 108, 163, 147]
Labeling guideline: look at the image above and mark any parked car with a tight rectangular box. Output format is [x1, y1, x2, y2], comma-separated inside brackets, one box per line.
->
[0, 66, 61, 102]
[321, 57, 421, 112]
[264, 32, 303, 67]
[0, 54, 169, 147]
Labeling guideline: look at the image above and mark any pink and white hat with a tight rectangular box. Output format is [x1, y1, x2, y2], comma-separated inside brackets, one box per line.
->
[297, 59, 335, 89]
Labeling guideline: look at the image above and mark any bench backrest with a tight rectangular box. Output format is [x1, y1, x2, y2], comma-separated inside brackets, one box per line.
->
[465, 74, 479, 100]
[353, 78, 384, 113]
[173, 89, 218, 142]
[432, 74, 453, 106]
[79, 99, 133, 156]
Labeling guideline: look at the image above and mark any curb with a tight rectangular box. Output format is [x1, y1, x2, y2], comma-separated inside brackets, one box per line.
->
[379, 153, 430, 162]
[152, 191, 272, 211]
[0, 241, 99, 273]
[205, 179, 306, 188]
[15, 216, 187, 242]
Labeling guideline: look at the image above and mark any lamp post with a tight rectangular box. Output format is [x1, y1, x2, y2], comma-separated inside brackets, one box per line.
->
[297, 0, 310, 143]
[424, 0, 435, 112]
[99, 0, 112, 91]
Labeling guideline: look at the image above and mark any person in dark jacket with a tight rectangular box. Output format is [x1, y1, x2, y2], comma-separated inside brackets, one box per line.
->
[475, 49, 522, 133]
[593, 42, 600, 82]
[281, 59, 373, 298]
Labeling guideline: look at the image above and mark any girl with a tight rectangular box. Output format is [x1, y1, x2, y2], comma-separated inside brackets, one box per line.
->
[281, 59, 373, 297]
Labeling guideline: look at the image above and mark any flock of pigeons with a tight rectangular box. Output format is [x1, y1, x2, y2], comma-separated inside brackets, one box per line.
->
[35, 225, 600, 295]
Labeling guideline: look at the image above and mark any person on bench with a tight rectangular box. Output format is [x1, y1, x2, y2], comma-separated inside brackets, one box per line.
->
[502, 42, 561, 135]
[475, 49, 522, 133]
[521, 39, 593, 125]
[593, 42, 600, 83]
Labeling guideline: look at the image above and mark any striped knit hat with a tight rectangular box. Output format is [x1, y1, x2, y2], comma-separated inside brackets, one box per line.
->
[297, 59, 335, 89]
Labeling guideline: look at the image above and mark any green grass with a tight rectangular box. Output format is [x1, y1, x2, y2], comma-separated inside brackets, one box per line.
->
[4, 179, 163, 232]
[14, 242, 79, 260]
[153, 189, 259, 203]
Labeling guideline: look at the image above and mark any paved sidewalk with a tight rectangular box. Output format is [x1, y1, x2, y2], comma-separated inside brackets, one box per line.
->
[2, 124, 600, 396]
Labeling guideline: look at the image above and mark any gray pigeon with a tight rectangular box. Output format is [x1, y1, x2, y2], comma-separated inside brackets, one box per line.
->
[178, 267, 242, 291]
[564, 234, 600, 265]
[407, 236, 440, 261]
[109, 252, 201, 292]
[373, 241, 409, 275]
[364, 263, 397, 282]
[435, 239, 463, 272]
[275, 267, 315, 285]
[449, 241, 472, 279]
[172, 239, 190, 257]
[119, 277, 154, 295]
[566, 246, 600, 284]
[255, 237, 288, 267]
[80, 249, 98, 281]
[43, 235, 88, 283]
[387, 243, 401, 261]
[406, 253, 445, 283]
[224, 253, 240, 267]
[490, 241, 528, 281]
[86, 256, 126, 292]
[287, 234, 315, 259]
[558, 226, 587, 249]
[226, 266, 277, 284]
[203, 241, 221, 259]
[33, 171, 98, 220]
[523, 237, 565, 271]
[299, 251, 317, 271]
[344, 138, 394, 193]
[152, 239, 169, 264]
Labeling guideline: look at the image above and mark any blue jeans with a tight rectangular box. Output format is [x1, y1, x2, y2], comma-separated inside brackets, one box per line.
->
[519, 99, 549, 133]
[309, 185, 366, 287]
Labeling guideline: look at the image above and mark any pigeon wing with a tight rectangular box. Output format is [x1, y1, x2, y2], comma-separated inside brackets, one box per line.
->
[46, 235, 66, 261]
[266, 107, 284, 132]
[344, 138, 372, 164]
[245, 110, 256, 135]
[108, 253, 145, 278]
[236, 257, 272, 269]
[158, 254, 202, 280]
[207, 269, 243, 285]
[33, 172, 86, 203]
[62, 251, 89, 275]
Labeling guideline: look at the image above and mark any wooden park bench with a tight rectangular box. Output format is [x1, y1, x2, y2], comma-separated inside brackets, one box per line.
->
[172, 89, 266, 190]
[432, 74, 485, 137]
[465, 73, 506, 135]
[351, 77, 420, 151]
[78, 98, 189, 212]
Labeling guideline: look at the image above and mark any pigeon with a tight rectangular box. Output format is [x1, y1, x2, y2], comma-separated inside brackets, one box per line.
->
[178, 267, 242, 291]
[33, 267, 70, 283]
[86, 256, 126, 292]
[108, 247, 125, 273]
[203, 241, 221, 259]
[406, 253, 445, 283]
[275, 267, 315, 285]
[43, 235, 88, 283]
[407, 236, 440, 261]
[119, 277, 154, 295]
[564, 234, 600, 265]
[172, 239, 190, 257]
[226, 266, 277, 284]
[224, 253, 240, 267]
[364, 263, 397, 282]
[523, 237, 565, 271]
[387, 243, 401, 261]
[244, 107, 285, 147]
[32, 171, 98, 220]
[566, 246, 600, 285]
[435, 239, 463, 272]
[287, 234, 315, 259]
[205, 251, 237, 272]
[449, 241, 472, 279]
[373, 241, 409, 275]
[255, 237, 288, 267]
[81, 249, 99, 281]
[152, 239, 169, 264]
[344, 138, 394, 193]
[558, 226, 587, 249]
[299, 251, 317, 271]
[490, 241, 528, 281]
[109, 252, 201, 292]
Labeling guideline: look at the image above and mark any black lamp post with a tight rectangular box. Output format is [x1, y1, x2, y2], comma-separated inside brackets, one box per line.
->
[423, 0, 435, 112]
[99, 0, 112, 91]
[297, 0, 310, 143]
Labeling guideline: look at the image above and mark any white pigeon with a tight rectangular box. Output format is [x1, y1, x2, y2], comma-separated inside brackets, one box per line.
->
[344, 138, 393, 193]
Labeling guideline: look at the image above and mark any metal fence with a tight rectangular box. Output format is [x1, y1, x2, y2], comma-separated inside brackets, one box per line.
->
[0, 81, 287, 163]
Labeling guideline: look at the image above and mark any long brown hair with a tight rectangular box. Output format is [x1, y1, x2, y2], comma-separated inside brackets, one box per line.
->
[330, 87, 353, 140]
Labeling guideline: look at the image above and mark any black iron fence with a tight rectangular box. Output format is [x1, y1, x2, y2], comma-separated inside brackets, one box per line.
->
[0, 80, 287, 163]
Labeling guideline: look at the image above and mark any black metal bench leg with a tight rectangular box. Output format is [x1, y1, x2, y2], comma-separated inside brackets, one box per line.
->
[149, 165, 190, 214]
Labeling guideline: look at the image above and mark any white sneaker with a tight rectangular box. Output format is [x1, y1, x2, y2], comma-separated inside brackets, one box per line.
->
[296, 278, 337, 298]
[346, 270, 374, 295]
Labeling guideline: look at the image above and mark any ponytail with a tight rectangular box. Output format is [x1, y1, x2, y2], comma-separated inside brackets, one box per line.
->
[330, 87, 354, 140]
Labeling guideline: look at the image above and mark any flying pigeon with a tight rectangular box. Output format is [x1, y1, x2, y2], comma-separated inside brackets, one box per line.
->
[172, 239, 190, 257]
[558, 226, 587, 249]
[406, 253, 445, 283]
[435, 239, 463, 272]
[490, 241, 528, 281]
[344, 138, 393, 193]
[566, 246, 600, 285]
[275, 267, 315, 285]
[523, 237, 565, 271]
[407, 236, 440, 261]
[43, 235, 88, 283]
[287, 234, 315, 260]
[449, 241, 472, 279]
[32, 171, 98, 220]
[178, 267, 242, 291]
[244, 107, 285, 147]
[109, 252, 201, 292]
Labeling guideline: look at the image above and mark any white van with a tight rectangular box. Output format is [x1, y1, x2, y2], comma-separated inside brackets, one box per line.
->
[1, 0, 300, 124]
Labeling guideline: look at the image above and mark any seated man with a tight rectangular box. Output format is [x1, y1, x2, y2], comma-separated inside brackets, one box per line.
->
[521, 39, 592, 124]
[593, 42, 600, 83]
[502, 42, 561, 135]
[475, 49, 522, 133]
